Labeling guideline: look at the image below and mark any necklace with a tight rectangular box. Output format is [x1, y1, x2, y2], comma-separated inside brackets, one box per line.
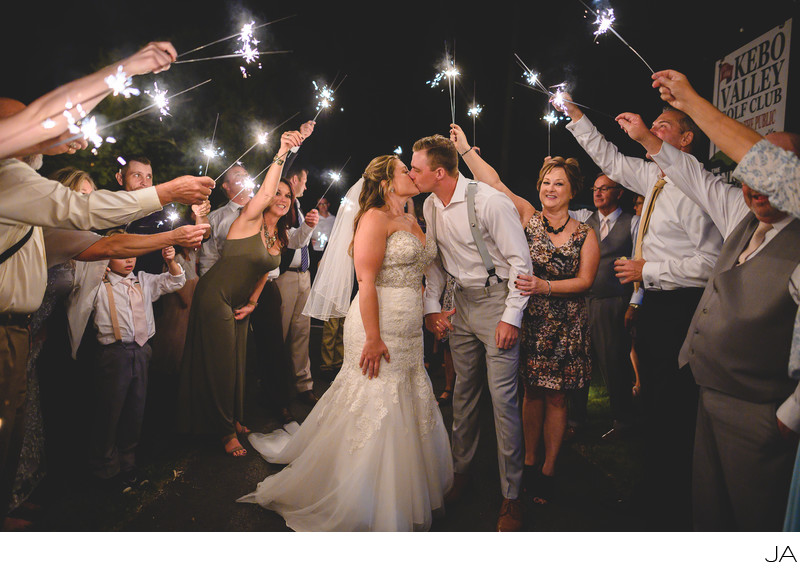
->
[541, 211, 569, 234]
[263, 225, 277, 249]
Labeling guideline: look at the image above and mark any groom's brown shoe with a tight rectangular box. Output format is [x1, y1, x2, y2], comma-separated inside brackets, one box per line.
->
[496, 498, 523, 531]
[444, 472, 469, 505]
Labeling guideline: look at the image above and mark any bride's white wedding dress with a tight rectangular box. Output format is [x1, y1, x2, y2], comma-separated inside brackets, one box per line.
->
[238, 230, 454, 531]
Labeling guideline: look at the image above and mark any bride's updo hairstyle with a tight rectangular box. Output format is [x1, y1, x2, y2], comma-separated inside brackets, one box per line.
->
[537, 156, 583, 199]
[349, 154, 399, 255]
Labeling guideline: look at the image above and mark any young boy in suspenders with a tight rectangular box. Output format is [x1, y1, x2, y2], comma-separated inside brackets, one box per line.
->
[85, 246, 185, 491]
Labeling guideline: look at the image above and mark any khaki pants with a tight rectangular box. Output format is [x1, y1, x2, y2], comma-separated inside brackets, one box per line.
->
[275, 270, 312, 393]
[320, 317, 344, 373]
[0, 325, 30, 522]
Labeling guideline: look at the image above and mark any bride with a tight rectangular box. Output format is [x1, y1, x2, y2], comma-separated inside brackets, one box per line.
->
[237, 155, 453, 531]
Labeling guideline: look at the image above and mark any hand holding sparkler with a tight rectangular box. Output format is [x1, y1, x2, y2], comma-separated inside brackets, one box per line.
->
[614, 112, 651, 144]
[120, 41, 178, 76]
[449, 123, 472, 155]
[651, 70, 701, 113]
[303, 209, 319, 229]
[155, 175, 215, 206]
[299, 120, 316, 139]
[550, 91, 581, 120]
[170, 224, 210, 249]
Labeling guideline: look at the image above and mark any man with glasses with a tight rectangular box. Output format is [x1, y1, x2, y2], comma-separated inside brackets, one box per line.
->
[570, 174, 641, 442]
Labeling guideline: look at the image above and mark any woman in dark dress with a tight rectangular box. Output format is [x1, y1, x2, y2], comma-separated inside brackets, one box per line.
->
[450, 124, 599, 504]
[178, 130, 304, 457]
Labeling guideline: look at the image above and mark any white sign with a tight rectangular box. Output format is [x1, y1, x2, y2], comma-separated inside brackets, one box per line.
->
[711, 18, 791, 161]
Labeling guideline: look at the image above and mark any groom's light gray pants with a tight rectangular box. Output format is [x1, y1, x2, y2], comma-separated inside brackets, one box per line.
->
[449, 281, 523, 500]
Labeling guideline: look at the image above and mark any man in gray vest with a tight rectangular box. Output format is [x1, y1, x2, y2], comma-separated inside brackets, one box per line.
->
[571, 174, 640, 440]
[618, 116, 800, 530]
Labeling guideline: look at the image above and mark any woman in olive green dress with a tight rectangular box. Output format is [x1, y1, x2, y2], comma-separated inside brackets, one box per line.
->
[178, 131, 304, 456]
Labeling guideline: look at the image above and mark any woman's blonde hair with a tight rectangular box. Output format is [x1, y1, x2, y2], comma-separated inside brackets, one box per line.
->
[349, 155, 400, 255]
[50, 166, 97, 193]
[537, 156, 583, 198]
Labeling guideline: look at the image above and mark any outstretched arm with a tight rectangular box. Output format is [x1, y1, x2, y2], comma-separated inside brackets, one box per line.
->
[1, 41, 177, 159]
[652, 70, 762, 163]
[75, 224, 209, 261]
[450, 123, 535, 225]
[238, 131, 304, 226]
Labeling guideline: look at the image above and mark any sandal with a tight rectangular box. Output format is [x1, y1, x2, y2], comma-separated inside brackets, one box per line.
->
[222, 435, 247, 457]
[235, 422, 251, 436]
[437, 389, 453, 406]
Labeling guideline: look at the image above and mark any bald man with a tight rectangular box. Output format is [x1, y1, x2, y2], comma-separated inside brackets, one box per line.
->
[622, 122, 800, 530]
[0, 97, 212, 528]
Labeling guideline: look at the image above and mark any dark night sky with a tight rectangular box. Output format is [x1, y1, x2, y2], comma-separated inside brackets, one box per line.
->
[4, 0, 800, 208]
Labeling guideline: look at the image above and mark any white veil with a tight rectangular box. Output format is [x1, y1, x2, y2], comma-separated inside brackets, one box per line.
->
[302, 178, 364, 320]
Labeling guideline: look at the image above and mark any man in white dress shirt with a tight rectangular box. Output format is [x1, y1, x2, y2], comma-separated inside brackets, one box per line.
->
[411, 134, 531, 532]
[618, 118, 800, 530]
[560, 96, 723, 530]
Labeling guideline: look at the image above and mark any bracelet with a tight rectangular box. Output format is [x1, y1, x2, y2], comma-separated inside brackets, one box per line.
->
[247, 300, 258, 307]
[273, 156, 285, 166]
[546, 280, 552, 296]
[459, 146, 475, 158]
[629, 303, 639, 309]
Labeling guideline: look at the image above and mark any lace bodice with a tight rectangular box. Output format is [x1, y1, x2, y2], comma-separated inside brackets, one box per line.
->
[374, 231, 436, 289]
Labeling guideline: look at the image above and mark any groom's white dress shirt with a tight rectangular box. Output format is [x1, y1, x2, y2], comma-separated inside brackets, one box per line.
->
[423, 174, 532, 328]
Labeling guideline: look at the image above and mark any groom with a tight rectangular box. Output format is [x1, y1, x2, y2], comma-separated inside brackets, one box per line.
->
[410, 134, 531, 532]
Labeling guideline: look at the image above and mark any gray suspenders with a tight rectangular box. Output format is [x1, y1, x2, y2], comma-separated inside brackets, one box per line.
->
[466, 182, 501, 287]
[430, 181, 501, 288]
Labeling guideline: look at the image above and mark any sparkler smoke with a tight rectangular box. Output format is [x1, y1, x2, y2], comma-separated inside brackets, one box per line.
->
[318, 156, 351, 204]
[577, 0, 655, 75]
[104, 66, 140, 98]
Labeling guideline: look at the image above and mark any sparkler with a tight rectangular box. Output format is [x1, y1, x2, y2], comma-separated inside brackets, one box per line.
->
[428, 44, 460, 125]
[467, 82, 482, 146]
[214, 131, 270, 183]
[543, 111, 566, 156]
[577, 0, 655, 75]
[310, 76, 346, 122]
[177, 15, 295, 58]
[172, 50, 291, 65]
[203, 113, 220, 176]
[393, 146, 403, 155]
[318, 156, 351, 204]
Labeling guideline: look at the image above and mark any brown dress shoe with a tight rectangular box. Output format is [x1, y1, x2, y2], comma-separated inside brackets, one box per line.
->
[496, 498, 523, 531]
[444, 472, 469, 505]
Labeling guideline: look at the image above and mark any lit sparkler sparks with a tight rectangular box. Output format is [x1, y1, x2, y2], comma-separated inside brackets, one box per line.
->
[467, 104, 483, 118]
[318, 156, 351, 204]
[214, 130, 271, 184]
[427, 50, 460, 124]
[310, 77, 346, 122]
[550, 83, 569, 113]
[593, 8, 615, 39]
[578, 0, 655, 75]
[104, 66, 140, 98]
[145, 82, 170, 120]
[393, 146, 403, 155]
